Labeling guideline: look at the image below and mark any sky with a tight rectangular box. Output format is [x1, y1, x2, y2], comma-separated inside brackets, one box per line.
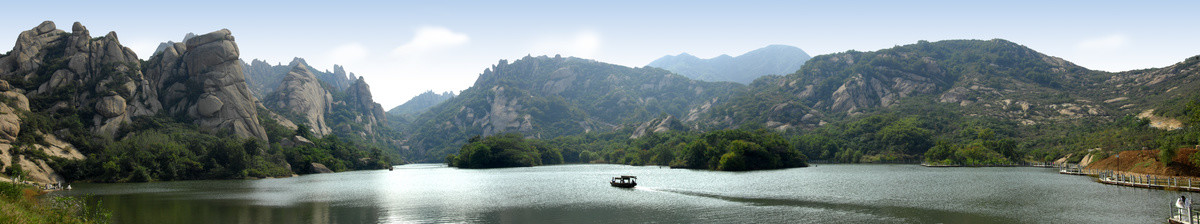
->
[3, 1, 1200, 108]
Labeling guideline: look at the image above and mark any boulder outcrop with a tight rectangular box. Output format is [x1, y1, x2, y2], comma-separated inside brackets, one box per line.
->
[147, 29, 268, 141]
[0, 21, 161, 137]
[266, 63, 332, 136]
[342, 77, 388, 136]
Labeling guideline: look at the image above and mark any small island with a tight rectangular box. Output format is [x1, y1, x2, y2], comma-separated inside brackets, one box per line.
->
[445, 129, 808, 171]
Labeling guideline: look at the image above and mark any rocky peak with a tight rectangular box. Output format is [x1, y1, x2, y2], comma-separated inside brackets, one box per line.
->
[265, 63, 333, 136]
[149, 29, 268, 141]
[343, 77, 388, 135]
[0, 21, 161, 136]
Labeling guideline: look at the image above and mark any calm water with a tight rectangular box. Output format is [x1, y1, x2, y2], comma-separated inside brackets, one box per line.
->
[51, 164, 1194, 223]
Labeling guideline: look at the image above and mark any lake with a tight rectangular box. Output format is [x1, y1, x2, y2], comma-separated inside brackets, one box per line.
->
[51, 164, 1193, 223]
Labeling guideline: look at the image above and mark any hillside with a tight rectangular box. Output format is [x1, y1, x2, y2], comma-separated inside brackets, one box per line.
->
[1086, 149, 1200, 177]
[388, 90, 455, 116]
[243, 58, 356, 99]
[404, 38, 1200, 167]
[696, 39, 1200, 164]
[647, 44, 811, 84]
[405, 55, 743, 161]
[0, 21, 400, 184]
[386, 90, 455, 131]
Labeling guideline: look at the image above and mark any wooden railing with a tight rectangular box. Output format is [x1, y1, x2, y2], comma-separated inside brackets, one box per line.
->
[1095, 171, 1200, 192]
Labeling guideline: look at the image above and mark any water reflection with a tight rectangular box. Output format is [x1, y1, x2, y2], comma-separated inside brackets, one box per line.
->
[52, 164, 1200, 224]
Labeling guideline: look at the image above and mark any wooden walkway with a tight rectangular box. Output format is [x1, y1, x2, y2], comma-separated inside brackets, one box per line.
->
[1094, 171, 1200, 192]
[1170, 203, 1200, 224]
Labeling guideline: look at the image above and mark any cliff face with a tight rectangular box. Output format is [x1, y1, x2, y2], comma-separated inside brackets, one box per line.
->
[0, 21, 162, 137]
[146, 29, 268, 141]
[265, 63, 333, 136]
[242, 58, 355, 99]
[341, 77, 388, 136]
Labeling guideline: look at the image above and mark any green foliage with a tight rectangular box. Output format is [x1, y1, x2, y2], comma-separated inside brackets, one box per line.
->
[446, 133, 563, 168]
[1160, 147, 1177, 166]
[282, 134, 396, 174]
[0, 182, 111, 224]
[407, 55, 743, 162]
[446, 129, 807, 171]
[51, 114, 395, 182]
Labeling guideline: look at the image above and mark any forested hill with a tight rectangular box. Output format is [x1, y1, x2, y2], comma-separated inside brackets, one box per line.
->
[697, 39, 1200, 164]
[388, 91, 456, 116]
[647, 44, 811, 84]
[702, 39, 1112, 131]
[407, 38, 1200, 167]
[405, 55, 743, 161]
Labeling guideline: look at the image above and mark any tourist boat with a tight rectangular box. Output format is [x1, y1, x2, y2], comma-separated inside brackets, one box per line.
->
[610, 175, 637, 188]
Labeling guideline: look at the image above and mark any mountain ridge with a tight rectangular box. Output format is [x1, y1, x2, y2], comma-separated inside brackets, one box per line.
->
[648, 44, 812, 84]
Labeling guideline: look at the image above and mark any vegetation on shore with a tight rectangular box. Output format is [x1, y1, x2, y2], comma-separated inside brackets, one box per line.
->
[44, 111, 396, 183]
[447, 129, 807, 171]
[0, 182, 110, 224]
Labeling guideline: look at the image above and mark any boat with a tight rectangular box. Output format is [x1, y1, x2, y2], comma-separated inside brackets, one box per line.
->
[610, 175, 637, 188]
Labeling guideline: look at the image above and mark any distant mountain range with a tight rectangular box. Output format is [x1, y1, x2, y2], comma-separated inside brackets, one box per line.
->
[396, 39, 1200, 163]
[647, 44, 811, 84]
[388, 91, 456, 117]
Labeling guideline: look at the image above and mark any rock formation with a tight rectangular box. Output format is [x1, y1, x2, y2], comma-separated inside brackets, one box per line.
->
[342, 77, 388, 136]
[147, 29, 268, 141]
[0, 21, 161, 137]
[630, 115, 683, 138]
[265, 63, 333, 136]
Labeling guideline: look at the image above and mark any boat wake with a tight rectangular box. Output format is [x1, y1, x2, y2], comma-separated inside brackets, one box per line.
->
[638, 187, 1015, 224]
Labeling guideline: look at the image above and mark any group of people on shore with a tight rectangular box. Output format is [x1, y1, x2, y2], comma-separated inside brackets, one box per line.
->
[7, 175, 70, 191]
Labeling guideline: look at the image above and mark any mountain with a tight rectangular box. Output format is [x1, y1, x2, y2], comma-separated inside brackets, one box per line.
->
[386, 90, 455, 132]
[0, 21, 399, 184]
[702, 39, 1108, 130]
[405, 55, 743, 161]
[409, 38, 1200, 167]
[647, 44, 811, 84]
[695, 39, 1200, 164]
[242, 57, 355, 99]
[263, 63, 333, 136]
[388, 90, 455, 116]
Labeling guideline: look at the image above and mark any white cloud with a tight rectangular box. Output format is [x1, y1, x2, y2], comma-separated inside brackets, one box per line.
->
[530, 30, 601, 58]
[329, 43, 368, 66]
[1077, 34, 1129, 51]
[392, 27, 469, 56]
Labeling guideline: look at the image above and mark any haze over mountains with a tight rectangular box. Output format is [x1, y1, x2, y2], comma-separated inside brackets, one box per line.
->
[647, 44, 811, 84]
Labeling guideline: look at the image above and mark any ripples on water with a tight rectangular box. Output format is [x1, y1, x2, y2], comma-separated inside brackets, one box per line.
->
[52, 164, 1198, 223]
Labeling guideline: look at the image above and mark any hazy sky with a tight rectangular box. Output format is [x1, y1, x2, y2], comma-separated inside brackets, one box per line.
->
[3, 1, 1199, 108]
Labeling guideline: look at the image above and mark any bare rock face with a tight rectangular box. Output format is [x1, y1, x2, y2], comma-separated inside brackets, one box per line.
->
[147, 29, 268, 141]
[95, 95, 127, 118]
[310, 162, 333, 173]
[0, 84, 28, 143]
[630, 115, 683, 139]
[342, 77, 388, 136]
[0, 21, 161, 137]
[265, 63, 332, 136]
